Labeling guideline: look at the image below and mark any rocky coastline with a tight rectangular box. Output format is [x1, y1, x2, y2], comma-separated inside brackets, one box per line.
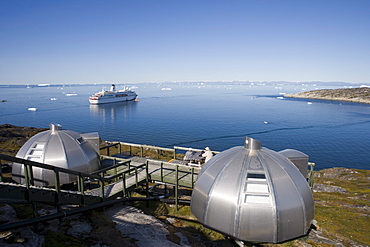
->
[284, 87, 370, 104]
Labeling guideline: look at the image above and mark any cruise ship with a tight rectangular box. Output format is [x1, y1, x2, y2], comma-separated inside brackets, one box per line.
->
[89, 84, 138, 105]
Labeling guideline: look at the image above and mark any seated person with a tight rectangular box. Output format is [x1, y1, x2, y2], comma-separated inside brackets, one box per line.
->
[183, 148, 194, 161]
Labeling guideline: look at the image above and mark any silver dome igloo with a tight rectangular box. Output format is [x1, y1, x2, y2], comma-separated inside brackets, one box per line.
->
[190, 137, 314, 243]
[12, 123, 101, 186]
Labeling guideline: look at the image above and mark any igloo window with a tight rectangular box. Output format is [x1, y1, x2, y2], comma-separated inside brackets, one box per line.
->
[76, 137, 85, 144]
[245, 183, 269, 193]
[244, 172, 270, 203]
[247, 173, 266, 181]
[245, 194, 270, 204]
[32, 143, 45, 149]
[26, 142, 45, 161]
[29, 150, 43, 155]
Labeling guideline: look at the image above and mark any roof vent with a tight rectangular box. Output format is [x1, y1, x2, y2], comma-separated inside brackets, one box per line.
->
[244, 136, 261, 150]
[50, 123, 62, 132]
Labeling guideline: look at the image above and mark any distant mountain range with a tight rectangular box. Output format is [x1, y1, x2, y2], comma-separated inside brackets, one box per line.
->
[0, 81, 367, 88]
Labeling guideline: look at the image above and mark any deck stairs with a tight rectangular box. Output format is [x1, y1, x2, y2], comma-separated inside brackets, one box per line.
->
[0, 153, 200, 206]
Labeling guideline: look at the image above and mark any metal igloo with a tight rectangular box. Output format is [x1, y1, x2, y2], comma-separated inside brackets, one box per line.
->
[12, 123, 101, 186]
[190, 137, 314, 243]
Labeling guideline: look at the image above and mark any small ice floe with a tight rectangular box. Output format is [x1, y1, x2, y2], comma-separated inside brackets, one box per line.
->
[307, 102, 313, 105]
[161, 87, 172, 91]
[28, 107, 37, 111]
[65, 93, 77, 96]
[50, 98, 57, 101]
[277, 97, 284, 99]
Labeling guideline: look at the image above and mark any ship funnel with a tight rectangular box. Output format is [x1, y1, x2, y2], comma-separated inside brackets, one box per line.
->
[50, 123, 62, 132]
[244, 136, 261, 150]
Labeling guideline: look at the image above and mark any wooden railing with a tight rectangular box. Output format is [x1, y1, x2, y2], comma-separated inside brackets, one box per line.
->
[100, 141, 220, 161]
[0, 154, 147, 207]
[0, 143, 315, 209]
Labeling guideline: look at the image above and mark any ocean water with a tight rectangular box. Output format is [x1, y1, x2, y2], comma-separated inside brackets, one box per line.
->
[1, 83, 369, 170]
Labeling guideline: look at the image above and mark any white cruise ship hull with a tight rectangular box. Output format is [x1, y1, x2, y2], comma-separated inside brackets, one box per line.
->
[89, 91, 137, 105]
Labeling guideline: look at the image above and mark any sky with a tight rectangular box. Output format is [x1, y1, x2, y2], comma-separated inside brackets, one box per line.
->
[1, 0, 369, 85]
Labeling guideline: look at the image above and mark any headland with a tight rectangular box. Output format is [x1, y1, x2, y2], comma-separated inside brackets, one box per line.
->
[284, 87, 370, 104]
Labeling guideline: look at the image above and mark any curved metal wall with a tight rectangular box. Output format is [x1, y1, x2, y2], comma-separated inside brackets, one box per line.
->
[190, 137, 314, 243]
[12, 124, 100, 186]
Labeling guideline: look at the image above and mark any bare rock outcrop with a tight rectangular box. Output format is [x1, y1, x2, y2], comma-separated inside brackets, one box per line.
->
[284, 87, 370, 104]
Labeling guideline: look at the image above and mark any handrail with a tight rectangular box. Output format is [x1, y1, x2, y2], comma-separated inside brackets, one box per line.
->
[145, 158, 199, 189]
[102, 163, 145, 181]
[100, 142, 120, 149]
[173, 146, 204, 152]
[101, 141, 220, 160]
[91, 156, 131, 175]
[174, 146, 220, 153]
[0, 154, 97, 179]
[0, 154, 147, 204]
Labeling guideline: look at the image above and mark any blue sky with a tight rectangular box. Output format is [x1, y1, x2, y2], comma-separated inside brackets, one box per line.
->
[1, 1, 369, 84]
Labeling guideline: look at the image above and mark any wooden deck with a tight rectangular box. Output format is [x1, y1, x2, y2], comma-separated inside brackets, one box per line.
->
[0, 151, 202, 207]
[100, 154, 201, 195]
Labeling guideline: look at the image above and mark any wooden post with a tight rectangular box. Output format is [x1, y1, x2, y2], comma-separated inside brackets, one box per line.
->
[23, 161, 31, 201]
[175, 165, 179, 211]
[114, 158, 117, 175]
[135, 167, 138, 187]
[146, 161, 150, 207]
[77, 174, 81, 191]
[123, 173, 127, 197]
[146, 161, 149, 187]
[27, 164, 34, 186]
[100, 178, 105, 201]
[191, 167, 194, 189]
[54, 169, 61, 212]
[0, 160, 2, 182]
[160, 162, 163, 182]
[78, 174, 85, 205]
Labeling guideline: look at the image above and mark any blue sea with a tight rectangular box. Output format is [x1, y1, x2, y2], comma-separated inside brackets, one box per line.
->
[1, 83, 369, 170]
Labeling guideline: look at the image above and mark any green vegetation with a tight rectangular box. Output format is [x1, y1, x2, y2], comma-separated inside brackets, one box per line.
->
[43, 231, 84, 247]
[313, 168, 370, 246]
[0, 124, 47, 156]
[10, 204, 36, 220]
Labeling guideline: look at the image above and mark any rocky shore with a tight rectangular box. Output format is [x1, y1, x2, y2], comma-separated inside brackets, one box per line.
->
[284, 87, 370, 104]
